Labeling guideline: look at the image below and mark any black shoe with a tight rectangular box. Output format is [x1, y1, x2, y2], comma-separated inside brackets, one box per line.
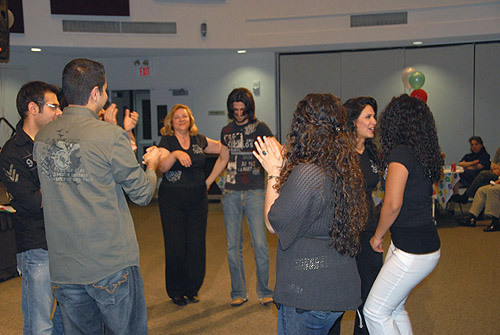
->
[186, 295, 199, 303]
[484, 218, 500, 232]
[458, 215, 476, 227]
[172, 296, 187, 306]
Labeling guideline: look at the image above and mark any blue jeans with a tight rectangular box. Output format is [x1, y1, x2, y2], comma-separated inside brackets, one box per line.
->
[52, 266, 148, 335]
[17, 248, 64, 335]
[278, 304, 343, 335]
[222, 189, 273, 300]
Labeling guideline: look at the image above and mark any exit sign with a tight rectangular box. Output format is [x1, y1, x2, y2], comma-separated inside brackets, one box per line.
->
[135, 59, 151, 77]
[139, 66, 150, 76]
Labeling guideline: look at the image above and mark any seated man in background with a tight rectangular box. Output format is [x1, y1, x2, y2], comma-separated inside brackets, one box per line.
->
[458, 180, 500, 232]
[453, 145, 500, 203]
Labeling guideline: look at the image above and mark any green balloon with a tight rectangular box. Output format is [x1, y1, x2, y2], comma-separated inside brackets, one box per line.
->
[409, 71, 425, 90]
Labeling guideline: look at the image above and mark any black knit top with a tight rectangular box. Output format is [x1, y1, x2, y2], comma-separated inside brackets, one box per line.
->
[268, 163, 361, 311]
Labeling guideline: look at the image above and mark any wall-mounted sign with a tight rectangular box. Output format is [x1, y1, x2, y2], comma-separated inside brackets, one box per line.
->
[135, 58, 151, 77]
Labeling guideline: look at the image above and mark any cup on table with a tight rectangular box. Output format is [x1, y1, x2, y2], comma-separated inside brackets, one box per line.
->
[451, 163, 456, 172]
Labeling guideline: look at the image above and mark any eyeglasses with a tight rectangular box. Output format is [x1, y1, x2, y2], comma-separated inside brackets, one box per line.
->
[40, 102, 61, 110]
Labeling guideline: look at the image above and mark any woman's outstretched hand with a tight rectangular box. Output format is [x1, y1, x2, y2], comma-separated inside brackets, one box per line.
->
[253, 136, 283, 176]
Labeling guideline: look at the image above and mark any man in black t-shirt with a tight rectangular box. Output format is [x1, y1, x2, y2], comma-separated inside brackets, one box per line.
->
[206, 88, 274, 306]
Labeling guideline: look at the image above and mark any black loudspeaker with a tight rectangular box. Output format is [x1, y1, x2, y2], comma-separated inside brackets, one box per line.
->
[0, 212, 18, 281]
[0, 0, 9, 62]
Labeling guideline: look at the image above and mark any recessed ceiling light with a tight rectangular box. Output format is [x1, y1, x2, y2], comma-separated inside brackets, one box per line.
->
[413, 41, 423, 45]
[237, 50, 247, 54]
[31, 48, 42, 52]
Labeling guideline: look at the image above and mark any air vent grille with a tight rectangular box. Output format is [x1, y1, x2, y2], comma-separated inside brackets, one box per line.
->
[121, 22, 176, 34]
[351, 12, 407, 27]
[63, 20, 120, 33]
[62, 20, 176, 34]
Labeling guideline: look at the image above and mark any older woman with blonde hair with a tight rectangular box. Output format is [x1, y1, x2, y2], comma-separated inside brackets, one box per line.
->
[156, 104, 220, 306]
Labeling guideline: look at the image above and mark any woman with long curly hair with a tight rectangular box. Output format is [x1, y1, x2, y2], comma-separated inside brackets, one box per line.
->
[329, 97, 382, 335]
[253, 93, 368, 334]
[363, 94, 443, 334]
[156, 104, 220, 306]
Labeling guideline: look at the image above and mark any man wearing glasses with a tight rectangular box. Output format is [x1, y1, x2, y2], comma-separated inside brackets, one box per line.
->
[0, 81, 64, 334]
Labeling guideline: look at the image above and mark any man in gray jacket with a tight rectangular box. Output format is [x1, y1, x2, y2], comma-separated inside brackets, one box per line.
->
[34, 58, 160, 335]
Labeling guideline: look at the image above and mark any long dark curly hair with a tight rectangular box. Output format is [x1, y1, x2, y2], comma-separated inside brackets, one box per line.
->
[276, 93, 368, 256]
[378, 94, 443, 182]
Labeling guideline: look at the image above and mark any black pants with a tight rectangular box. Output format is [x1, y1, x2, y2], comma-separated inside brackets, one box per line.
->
[465, 170, 498, 197]
[328, 231, 383, 335]
[158, 184, 208, 298]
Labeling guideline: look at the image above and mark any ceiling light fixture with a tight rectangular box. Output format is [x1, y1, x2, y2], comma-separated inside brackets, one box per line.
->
[237, 50, 247, 54]
[31, 48, 42, 52]
[413, 41, 423, 45]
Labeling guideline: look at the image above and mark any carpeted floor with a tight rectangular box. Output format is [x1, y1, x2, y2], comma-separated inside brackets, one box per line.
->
[0, 200, 499, 334]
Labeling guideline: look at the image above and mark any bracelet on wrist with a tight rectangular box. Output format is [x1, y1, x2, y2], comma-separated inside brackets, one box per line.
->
[267, 175, 279, 180]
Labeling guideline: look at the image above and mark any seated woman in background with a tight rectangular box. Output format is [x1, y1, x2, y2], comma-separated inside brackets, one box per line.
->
[363, 94, 443, 335]
[452, 136, 490, 196]
[254, 93, 368, 335]
[156, 104, 220, 306]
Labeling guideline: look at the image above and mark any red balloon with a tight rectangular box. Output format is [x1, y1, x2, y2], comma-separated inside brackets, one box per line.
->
[411, 89, 428, 103]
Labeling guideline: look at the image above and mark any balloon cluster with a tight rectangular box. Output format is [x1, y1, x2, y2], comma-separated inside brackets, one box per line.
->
[401, 67, 427, 103]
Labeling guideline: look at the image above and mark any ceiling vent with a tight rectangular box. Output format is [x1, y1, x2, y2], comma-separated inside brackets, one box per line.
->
[121, 22, 176, 34]
[62, 20, 177, 34]
[63, 20, 120, 33]
[350, 12, 407, 27]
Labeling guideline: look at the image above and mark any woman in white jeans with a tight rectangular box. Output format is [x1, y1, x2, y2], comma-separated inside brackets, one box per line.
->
[364, 94, 443, 335]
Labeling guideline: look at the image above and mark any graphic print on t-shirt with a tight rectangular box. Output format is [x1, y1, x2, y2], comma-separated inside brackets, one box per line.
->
[223, 124, 261, 186]
[37, 134, 90, 184]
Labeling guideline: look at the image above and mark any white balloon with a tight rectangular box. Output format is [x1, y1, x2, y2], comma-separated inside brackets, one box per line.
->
[8, 10, 14, 29]
[401, 67, 416, 90]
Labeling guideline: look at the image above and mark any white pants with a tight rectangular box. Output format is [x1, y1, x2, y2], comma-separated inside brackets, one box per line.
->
[363, 242, 440, 335]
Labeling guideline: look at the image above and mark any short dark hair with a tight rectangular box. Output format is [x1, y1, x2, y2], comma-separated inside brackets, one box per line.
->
[57, 89, 68, 110]
[62, 58, 106, 106]
[16, 81, 59, 119]
[226, 88, 256, 121]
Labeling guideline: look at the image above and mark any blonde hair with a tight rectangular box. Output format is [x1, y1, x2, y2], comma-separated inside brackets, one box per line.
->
[160, 104, 198, 136]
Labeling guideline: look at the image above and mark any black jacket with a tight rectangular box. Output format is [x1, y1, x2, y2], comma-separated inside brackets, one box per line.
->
[0, 120, 47, 252]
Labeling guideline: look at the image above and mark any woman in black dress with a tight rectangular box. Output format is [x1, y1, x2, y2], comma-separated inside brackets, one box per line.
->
[157, 104, 220, 306]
